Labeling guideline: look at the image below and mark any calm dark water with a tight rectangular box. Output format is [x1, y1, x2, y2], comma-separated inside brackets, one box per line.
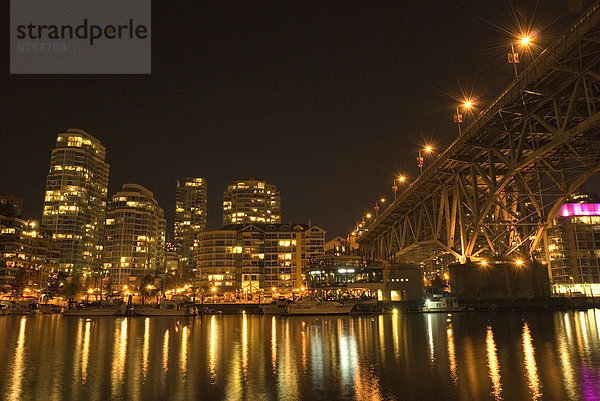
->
[0, 310, 599, 400]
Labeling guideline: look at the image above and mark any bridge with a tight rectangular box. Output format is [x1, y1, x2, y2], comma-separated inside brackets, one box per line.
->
[359, 3, 600, 268]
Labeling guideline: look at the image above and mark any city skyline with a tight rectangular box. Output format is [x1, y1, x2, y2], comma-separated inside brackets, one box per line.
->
[4, 1, 600, 239]
[3, 2, 600, 401]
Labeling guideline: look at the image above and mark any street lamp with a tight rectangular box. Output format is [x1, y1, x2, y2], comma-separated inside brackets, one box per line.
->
[508, 34, 534, 78]
[455, 100, 473, 135]
[374, 198, 385, 217]
[418, 145, 433, 174]
[392, 175, 407, 199]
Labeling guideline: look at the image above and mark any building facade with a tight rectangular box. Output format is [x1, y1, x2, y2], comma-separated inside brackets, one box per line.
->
[548, 198, 600, 294]
[0, 198, 60, 294]
[103, 184, 165, 287]
[174, 177, 207, 279]
[197, 223, 325, 293]
[306, 254, 423, 301]
[41, 129, 109, 276]
[222, 179, 281, 225]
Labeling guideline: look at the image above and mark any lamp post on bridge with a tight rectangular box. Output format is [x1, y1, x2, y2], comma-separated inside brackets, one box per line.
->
[417, 146, 433, 174]
[374, 197, 386, 217]
[392, 175, 407, 200]
[454, 100, 473, 136]
[508, 34, 533, 78]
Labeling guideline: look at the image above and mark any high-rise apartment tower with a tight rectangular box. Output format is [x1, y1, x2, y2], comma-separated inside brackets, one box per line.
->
[103, 184, 165, 287]
[223, 179, 281, 225]
[41, 129, 109, 276]
[174, 177, 207, 278]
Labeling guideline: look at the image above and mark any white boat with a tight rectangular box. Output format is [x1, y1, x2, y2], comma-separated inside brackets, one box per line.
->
[0, 299, 40, 315]
[419, 296, 466, 312]
[132, 299, 196, 317]
[62, 300, 127, 316]
[287, 298, 354, 315]
[260, 299, 291, 315]
[0, 302, 8, 315]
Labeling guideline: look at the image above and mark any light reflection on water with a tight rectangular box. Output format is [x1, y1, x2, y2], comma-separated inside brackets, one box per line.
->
[142, 317, 150, 379]
[486, 325, 501, 400]
[522, 322, 542, 400]
[447, 323, 457, 384]
[1, 311, 600, 400]
[81, 320, 91, 383]
[7, 316, 26, 401]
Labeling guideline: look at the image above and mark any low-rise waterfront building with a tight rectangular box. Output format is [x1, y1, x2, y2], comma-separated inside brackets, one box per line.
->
[306, 254, 423, 301]
[0, 197, 60, 294]
[197, 223, 325, 294]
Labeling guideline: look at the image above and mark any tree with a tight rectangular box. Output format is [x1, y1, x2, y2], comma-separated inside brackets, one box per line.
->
[63, 280, 82, 300]
[11, 264, 29, 299]
[138, 273, 155, 304]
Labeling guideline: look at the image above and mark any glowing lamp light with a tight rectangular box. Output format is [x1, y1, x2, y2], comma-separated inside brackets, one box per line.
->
[515, 259, 524, 266]
[366, 213, 372, 219]
[481, 260, 487, 266]
[211, 287, 217, 293]
[464, 100, 473, 109]
[88, 289, 93, 294]
[398, 175, 406, 182]
[520, 36, 531, 46]
[380, 198, 386, 203]
[424, 145, 433, 153]
[559, 203, 600, 217]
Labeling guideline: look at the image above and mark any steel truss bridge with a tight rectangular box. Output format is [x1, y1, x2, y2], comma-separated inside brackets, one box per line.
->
[359, 3, 600, 267]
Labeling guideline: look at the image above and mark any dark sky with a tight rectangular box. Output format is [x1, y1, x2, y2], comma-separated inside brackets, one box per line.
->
[2, 0, 598, 239]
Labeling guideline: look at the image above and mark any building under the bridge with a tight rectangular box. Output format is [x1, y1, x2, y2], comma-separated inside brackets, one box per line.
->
[305, 251, 423, 302]
[548, 193, 600, 296]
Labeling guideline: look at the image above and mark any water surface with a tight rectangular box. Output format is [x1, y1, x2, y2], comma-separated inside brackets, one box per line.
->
[0, 310, 599, 400]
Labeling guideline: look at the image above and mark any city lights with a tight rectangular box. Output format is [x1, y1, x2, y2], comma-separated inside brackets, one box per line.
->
[3, 4, 600, 401]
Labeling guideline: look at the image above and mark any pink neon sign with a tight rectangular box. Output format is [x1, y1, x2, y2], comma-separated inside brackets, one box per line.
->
[559, 203, 600, 217]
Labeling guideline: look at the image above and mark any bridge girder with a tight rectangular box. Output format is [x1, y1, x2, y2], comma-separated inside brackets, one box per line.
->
[359, 4, 600, 265]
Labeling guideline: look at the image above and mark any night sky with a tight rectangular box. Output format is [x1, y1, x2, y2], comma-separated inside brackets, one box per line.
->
[2, 0, 598, 239]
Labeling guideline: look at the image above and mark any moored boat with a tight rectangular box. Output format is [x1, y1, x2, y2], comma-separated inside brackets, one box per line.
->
[62, 300, 127, 317]
[287, 297, 354, 315]
[132, 299, 197, 317]
[419, 295, 466, 312]
[0, 299, 40, 315]
[260, 299, 291, 315]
